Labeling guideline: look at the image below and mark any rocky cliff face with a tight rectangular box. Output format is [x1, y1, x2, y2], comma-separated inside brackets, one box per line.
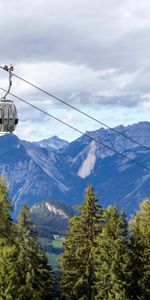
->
[0, 121, 150, 217]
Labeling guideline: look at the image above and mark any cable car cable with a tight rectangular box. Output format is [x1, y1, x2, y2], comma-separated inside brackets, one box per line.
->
[0, 66, 149, 152]
[0, 86, 150, 173]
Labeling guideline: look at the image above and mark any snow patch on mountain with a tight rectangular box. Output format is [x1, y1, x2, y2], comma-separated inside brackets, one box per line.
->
[77, 140, 97, 178]
[45, 202, 69, 219]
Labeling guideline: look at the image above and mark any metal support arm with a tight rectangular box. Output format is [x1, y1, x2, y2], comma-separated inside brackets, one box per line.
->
[1, 65, 14, 101]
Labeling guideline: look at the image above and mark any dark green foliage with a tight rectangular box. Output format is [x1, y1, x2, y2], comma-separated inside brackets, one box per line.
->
[130, 199, 150, 299]
[60, 191, 150, 300]
[0, 176, 150, 299]
[0, 176, 21, 298]
[95, 206, 132, 299]
[0, 176, 12, 239]
[60, 185, 104, 300]
[16, 204, 54, 299]
[0, 242, 21, 299]
[0, 176, 54, 299]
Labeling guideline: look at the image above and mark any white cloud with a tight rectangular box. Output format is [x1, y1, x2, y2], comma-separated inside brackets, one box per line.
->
[0, 0, 150, 140]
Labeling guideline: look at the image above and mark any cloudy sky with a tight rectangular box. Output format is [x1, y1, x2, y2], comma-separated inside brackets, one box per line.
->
[0, 0, 150, 141]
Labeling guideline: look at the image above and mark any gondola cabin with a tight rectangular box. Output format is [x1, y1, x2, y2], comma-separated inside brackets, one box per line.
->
[0, 100, 18, 133]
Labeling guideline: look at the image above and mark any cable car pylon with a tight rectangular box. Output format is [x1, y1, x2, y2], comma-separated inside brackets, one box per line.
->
[0, 65, 18, 133]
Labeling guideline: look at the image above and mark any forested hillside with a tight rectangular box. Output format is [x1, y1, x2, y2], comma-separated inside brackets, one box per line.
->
[0, 178, 149, 299]
[30, 199, 75, 236]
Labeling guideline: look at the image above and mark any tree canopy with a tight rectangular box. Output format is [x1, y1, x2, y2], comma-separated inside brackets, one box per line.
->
[0, 177, 149, 299]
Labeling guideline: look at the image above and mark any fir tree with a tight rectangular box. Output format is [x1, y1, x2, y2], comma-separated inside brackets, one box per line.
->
[60, 185, 103, 300]
[95, 206, 132, 300]
[16, 204, 54, 300]
[130, 199, 150, 299]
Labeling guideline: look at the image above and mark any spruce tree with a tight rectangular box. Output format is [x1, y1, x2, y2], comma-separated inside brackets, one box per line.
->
[95, 206, 132, 300]
[60, 185, 103, 300]
[0, 178, 54, 299]
[16, 204, 54, 300]
[0, 176, 12, 239]
[0, 176, 21, 298]
[0, 243, 21, 299]
[130, 199, 150, 299]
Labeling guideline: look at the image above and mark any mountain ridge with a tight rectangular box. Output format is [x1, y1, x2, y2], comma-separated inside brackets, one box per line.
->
[0, 121, 150, 217]
[30, 199, 75, 236]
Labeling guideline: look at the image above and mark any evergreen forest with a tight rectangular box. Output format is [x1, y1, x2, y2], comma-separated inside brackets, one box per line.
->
[0, 177, 149, 299]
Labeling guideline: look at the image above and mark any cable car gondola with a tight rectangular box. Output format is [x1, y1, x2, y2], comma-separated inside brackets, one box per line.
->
[0, 65, 18, 133]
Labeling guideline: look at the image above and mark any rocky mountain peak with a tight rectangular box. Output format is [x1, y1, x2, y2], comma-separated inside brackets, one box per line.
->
[0, 121, 150, 217]
[37, 135, 69, 150]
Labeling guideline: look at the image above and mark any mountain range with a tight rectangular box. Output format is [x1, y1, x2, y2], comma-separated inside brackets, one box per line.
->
[0, 121, 150, 217]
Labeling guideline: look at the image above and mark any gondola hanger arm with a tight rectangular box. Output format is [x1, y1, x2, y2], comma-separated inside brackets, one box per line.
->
[0, 64, 14, 100]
